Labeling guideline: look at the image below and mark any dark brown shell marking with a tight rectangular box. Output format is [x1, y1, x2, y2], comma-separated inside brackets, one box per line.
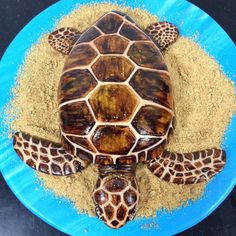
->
[92, 126, 136, 155]
[120, 22, 149, 41]
[76, 26, 101, 44]
[89, 84, 138, 122]
[92, 56, 134, 82]
[130, 69, 173, 109]
[60, 101, 95, 135]
[58, 11, 174, 165]
[96, 13, 123, 34]
[64, 44, 97, 71]
[59, 69, 97, 104]
[94, 35, 129, 54]
[132, 105, 172, 136]
[66, 136, 96, 152]
[128, 42, 167, 71]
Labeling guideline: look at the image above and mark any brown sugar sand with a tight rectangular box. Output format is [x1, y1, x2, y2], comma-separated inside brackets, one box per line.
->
[5, 3, 236, 218]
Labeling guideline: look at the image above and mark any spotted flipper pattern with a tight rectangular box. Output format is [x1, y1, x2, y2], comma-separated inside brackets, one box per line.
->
[147, 149, 226, 184]
[48, 27, 81, 55]
[145, 21, 179, 50]
[13, 132, 89, 176]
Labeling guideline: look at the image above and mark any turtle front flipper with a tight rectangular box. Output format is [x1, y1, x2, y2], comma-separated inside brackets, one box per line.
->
[13, 132, 89, 176]
[48, 27, 81, 55]
[145, 22, 179, 50]
[147, 149, 226, 184]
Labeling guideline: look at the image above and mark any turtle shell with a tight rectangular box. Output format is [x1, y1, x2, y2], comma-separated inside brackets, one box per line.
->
[58, 11, 174, 165]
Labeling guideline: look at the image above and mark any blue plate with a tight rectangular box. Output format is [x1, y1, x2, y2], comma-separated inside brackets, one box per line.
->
[0, 0, 235, 235]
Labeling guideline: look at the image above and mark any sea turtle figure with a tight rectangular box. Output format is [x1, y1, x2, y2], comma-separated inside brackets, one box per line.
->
[13, 11, 226, 229]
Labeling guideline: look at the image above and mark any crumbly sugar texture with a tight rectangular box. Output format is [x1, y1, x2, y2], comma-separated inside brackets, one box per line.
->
[5, 3, 236, 218]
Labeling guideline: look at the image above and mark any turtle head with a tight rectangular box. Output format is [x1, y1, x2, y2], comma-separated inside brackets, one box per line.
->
[92, 165, 139, 228]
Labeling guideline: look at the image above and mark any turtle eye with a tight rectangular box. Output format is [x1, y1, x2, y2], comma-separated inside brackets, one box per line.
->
[92, 175, 139, 228]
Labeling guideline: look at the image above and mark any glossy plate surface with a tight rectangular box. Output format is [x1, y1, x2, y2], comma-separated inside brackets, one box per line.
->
[0, 0, 235, 235]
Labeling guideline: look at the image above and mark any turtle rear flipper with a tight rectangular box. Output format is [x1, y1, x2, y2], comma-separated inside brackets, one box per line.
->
[48, 27, 81, 55]
[147, 149, 226, 184]
[13, 132, 89, 176]
[145, 22, 179, 50]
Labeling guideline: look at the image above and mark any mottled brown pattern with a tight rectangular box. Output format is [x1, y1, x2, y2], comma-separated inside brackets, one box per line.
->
[147, 149, 226, 184]
[120, 22, 149, 41]
[92, 56, 134, 82]
[89, 85, 138, 122]
[145, 21, 179, 50]
[60, 102, 95, 135]
[76, 26, 101, 44]
[132, 105, 172, 136]
[48, 27, 80, 54]
[96, 13, 123, 34]
[128, 42, 167, 70]
[92, 126, 136, 155]
[66, 136, 96, 152]
[64, 44, 97, 71]
[130, 69, 173, 109]
[133, 138, 161, 152]
[94, 35, 129, 54]
[59, 69, 97, 104]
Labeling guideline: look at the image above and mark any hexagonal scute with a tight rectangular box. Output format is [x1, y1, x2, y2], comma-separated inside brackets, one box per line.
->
[66, 135, 96, 152]
[64, 44, 97, 71]
[120, 22, 149, 41]
[96, 13, 123, 34]
[131, 105, 172, 136]
[91, 126, 136, 155]
[128, 42, 168, 71]
[59, 69, 97, 104]
[76, 26, 101, 44]
[129, 69, 173, 109]
[89, 85, 139, 122]
[92, 56, 134, 82]
[94, 35, 129, 54]
[60, 101, 95, 135]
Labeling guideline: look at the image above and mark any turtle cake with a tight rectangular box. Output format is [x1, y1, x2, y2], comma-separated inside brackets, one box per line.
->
[13, 11, 226, 229]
